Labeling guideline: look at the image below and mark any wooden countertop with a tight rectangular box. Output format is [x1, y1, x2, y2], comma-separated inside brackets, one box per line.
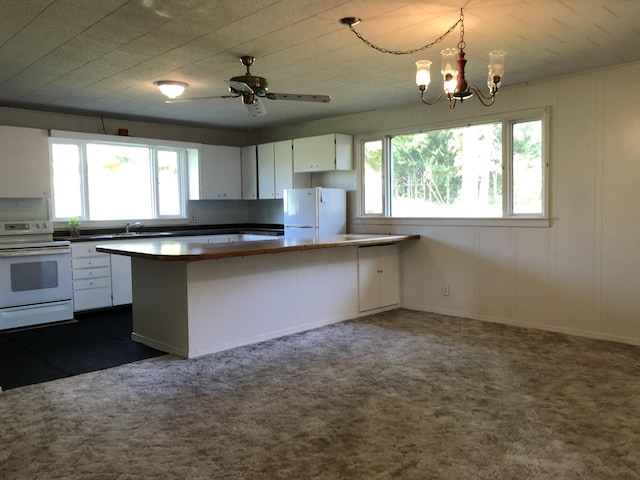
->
[96, 234, 420, 262]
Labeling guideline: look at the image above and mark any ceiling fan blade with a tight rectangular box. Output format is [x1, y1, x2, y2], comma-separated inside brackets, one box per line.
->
[165, 95, 239, 104]
[228, 80, 254, 95]
[245, 98, 267, 117]
[265, 93, 331, 103]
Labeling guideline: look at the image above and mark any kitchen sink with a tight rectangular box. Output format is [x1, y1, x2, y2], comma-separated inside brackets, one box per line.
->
[116, 231, 173, 237]
[78, 231, 174, 240]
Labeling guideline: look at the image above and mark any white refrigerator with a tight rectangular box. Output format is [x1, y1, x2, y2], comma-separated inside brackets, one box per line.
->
[283, 188, 346, 239]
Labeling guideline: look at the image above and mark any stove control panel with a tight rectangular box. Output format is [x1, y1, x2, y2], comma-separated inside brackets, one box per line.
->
[0, 220, 53, 235]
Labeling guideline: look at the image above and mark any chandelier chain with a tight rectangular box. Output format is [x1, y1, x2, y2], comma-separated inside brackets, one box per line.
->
[347, 10, 463, 56]
[457, 9, 466, 50]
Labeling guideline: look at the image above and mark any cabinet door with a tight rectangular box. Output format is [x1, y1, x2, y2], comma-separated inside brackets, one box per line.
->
[293, 134, 335, 172]
[111, 254, 132, 306]
[73, 288, 112, 312]
[357, 246, 382, 312]
[257, 143, 275, 199]
[357, 244, 399, 312]
[293, 134, 353, 172]
[378, 244, 399, 308]
[199, 145, 242, 199]
[0, 126, 50, 197]
[241, 146, 258, 199]
[274, 140, 293, 199]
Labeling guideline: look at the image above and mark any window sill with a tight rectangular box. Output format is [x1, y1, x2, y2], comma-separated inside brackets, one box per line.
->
[353, 216, 550, 228]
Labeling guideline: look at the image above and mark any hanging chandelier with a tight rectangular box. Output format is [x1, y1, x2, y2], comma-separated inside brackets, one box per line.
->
[340, 9, 505, 109]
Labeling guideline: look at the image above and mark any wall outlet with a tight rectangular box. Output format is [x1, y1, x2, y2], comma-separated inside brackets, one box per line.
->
[190, 214, 197, 223]
[442, 284, 450, 296]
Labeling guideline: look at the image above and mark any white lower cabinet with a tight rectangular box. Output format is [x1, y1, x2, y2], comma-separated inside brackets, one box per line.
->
[71, 242, 113, 311]
[111, 254, 132, 306]
[357, 244, 399, 312]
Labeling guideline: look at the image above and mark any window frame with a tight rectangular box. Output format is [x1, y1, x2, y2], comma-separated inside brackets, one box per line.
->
[356, 107, 550, 224]
[49, 131, 194, 224]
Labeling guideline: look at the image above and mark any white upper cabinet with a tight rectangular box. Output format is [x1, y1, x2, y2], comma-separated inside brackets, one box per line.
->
[257, 143, 276, 199]
[189, 145, 242, 200]
[292, 133, 353, 173]
[257, 140, 294, 199]
[241, 145, 258, 200]
[274, 140, 294, 199]
[0, 126, 50, 198]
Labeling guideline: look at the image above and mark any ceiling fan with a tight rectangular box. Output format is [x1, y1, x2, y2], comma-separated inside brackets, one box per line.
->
[166, 56, 331, 117]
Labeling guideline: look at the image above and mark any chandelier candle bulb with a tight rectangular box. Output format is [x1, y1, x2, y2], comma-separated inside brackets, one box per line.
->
[415, 60, 432, 89]
[488, 50, 506, 91]
[440, 48, 458, 95]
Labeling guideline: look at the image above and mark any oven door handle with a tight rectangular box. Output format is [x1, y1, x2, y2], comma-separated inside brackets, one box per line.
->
[0, 246, 71, 257]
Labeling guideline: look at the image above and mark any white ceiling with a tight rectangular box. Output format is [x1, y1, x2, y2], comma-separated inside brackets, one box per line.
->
[1, 0, 639, 130]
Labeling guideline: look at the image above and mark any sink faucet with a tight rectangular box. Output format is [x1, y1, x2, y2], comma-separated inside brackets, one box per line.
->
[125, 221, 142, 233]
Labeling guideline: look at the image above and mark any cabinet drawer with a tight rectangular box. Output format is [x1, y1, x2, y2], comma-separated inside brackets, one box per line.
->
[72, 257, 110, 269]
[72, 244, 109, 257]
[72, 268, 110, 280]
[73, 277, 111, 290]
[73, 287, 112, 311]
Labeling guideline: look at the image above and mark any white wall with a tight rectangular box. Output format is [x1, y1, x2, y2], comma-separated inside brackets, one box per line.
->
[260, 61, 640, 346]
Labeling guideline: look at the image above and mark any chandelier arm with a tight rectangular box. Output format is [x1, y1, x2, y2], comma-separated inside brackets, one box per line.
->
[467, 85, 496, 106]
[346, 16, 462, 56]
[420, 89, 446, 105]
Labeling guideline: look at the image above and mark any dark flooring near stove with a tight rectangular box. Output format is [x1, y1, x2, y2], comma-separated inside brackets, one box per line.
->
[0, 306, 164, 391]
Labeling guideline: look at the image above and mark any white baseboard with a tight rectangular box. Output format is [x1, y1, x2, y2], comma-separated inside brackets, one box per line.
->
[131, 332, 189, 358]
[401, 303, 640, 347]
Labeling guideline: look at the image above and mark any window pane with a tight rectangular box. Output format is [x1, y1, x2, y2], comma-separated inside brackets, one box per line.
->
[157, 150, 181, 216]
[86, 144, 152, 220]
[512, 120, 543, 214]
[51, 144, 82, 218]
[363, 140, 383, 214]
[390, 123, 502, 217]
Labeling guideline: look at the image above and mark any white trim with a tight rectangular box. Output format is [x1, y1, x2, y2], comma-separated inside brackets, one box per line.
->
[49, 129, 201, 150]
[401, 304, 640, 347]
[131, 332, 189, 358]
[353, 216, 550, 228]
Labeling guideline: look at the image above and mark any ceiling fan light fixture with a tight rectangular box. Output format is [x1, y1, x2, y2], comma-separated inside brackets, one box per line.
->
[154, 80, 189, 99]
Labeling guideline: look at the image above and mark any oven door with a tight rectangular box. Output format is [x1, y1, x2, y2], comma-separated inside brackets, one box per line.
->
[0, 244, 72, 309]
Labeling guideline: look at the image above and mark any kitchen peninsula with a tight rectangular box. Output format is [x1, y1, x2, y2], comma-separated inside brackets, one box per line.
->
[98, 234, 419, 358]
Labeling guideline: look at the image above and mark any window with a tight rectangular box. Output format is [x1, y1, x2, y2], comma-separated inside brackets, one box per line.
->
[50, 136, 189, 222]
[361, 110, 547, 219]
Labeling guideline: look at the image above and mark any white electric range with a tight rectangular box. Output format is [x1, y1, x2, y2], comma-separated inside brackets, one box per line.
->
[0, 220, 73, 330]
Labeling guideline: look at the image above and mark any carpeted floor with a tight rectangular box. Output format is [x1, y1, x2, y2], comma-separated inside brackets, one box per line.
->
[1, 309, 639, 479]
